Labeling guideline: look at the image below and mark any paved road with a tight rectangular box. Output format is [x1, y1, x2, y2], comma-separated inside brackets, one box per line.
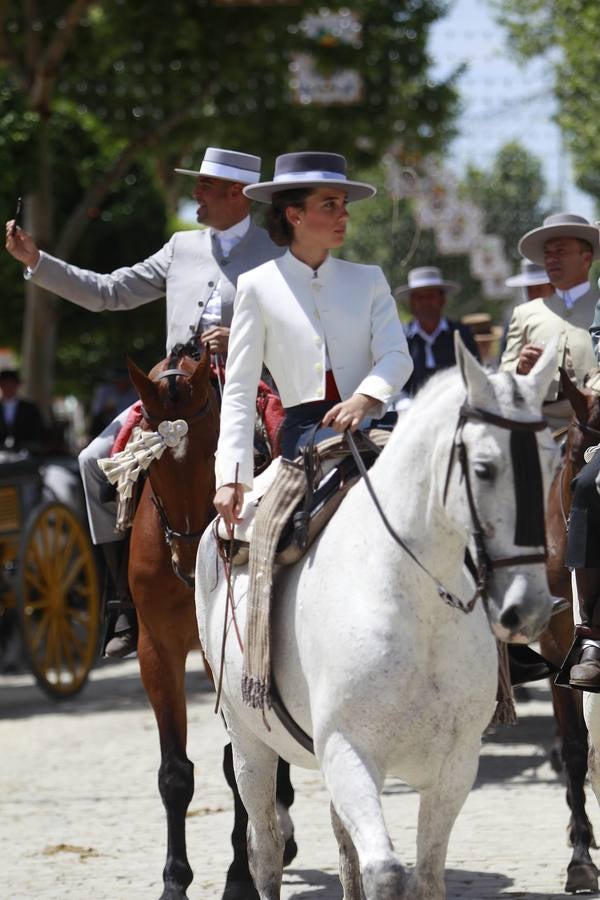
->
[1, 654, 599, 899]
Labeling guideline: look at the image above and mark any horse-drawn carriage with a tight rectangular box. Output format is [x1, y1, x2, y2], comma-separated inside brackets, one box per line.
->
[0, 449, 101, 698]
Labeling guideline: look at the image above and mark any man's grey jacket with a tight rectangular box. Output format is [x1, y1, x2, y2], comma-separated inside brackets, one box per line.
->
[26, 222, 283, 350]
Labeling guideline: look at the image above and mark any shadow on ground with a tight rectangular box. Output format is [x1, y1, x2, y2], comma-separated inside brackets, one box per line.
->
[0, 657, 213, 721]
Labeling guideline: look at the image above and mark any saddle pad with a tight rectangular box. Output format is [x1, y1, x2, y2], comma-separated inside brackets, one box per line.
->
[240, 428, 390, 710]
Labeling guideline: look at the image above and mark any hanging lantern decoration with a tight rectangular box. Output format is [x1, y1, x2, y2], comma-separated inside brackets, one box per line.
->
[290, 10, 362, 106]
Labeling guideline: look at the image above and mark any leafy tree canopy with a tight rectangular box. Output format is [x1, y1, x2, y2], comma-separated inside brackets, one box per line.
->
[494, 0, 600, 205]
[1, 0, 460, 403]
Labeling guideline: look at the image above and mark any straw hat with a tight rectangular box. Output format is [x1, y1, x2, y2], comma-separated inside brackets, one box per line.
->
[505, 259, 551, 288]
[395, 266, 459, 299]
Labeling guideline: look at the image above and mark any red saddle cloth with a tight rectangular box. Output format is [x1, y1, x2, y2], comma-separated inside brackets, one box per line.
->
[108, 369, 285, 460]
[110, 400, 143, 456]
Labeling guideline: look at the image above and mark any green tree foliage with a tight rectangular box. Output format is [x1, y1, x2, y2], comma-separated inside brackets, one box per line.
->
[494, 0, 600, 205]
[1, 0, 459, 404]
[462, 140, 550, 263]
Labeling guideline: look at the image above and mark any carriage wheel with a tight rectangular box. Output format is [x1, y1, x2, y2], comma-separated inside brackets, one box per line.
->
[16, 501, 100, 699]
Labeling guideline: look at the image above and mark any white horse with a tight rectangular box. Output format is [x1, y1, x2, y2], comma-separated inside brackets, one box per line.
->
[196, 338, 558, 900]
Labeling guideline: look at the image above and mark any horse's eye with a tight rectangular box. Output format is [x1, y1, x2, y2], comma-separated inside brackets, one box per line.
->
[474, 462, 495, 481]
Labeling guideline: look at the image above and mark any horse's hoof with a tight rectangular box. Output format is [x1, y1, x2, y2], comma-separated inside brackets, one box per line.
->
[565, 861, 599, 893]
[283, 834, 298, 867]
[159, 889, 189, 900]
[222, 881, 259, 900]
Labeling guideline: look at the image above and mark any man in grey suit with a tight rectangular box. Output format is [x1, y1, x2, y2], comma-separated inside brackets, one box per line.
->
[500, 213, 600, 430]
[6, 147, 284, 655]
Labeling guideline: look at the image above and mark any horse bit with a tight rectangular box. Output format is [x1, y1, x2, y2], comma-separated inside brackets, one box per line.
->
[346, 402, 548, 614]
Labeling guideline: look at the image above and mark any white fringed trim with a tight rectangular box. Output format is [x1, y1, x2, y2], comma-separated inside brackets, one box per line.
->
[97, 419, 188, 505]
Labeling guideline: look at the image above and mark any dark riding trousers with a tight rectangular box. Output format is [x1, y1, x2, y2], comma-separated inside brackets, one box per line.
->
[566, 450, 600, 569]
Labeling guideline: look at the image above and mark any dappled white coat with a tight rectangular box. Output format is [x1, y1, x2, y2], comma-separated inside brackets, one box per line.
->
[197, 338, 558, 900]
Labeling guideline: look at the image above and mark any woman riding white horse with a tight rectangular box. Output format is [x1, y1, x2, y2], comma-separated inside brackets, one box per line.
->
[212, 151, 413, 531]
[197, 335, 558, 899]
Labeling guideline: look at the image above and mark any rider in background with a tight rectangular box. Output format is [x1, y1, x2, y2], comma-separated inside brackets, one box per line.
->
[5, 147, 284, 657]
[392, 266, 479, 410]
[214, 151, 413, 532]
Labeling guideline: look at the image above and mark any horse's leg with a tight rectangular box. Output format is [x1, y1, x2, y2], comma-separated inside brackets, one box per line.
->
[408, 741, 480, 900]
[221, 748, 296, 899]
[222, 741, 259, 900]
[552, 684, 598, 893]
[275, 760, 297, 865]
[320, 732, 406, 900]
[227, 713, 283, 900]
[330, 802, 362, 900]
[137, 624, 194, 900]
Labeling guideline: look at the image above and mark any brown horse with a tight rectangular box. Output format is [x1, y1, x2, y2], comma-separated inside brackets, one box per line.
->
[542, 367, 600, 894]
[125, 342, 294, 900]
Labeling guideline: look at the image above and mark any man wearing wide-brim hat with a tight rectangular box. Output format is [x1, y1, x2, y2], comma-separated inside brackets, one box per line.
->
[500, 212, 600, 429]
[505, 258, 553, 302]
[5, 146, 285, 658]
[395, 266, 479, 397]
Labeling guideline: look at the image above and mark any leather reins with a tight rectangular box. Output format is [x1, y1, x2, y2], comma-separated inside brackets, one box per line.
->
[345, 402, 548, 614]
[141, 363, 212, 588]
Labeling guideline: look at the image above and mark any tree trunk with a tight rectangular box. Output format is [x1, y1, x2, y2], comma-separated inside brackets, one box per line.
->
[20, 118, 57, 414]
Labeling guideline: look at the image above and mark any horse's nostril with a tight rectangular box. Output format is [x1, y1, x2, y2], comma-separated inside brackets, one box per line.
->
[500, 607, 521, 631]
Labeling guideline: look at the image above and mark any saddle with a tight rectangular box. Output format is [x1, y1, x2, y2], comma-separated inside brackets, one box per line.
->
[216, 428, 390, 567]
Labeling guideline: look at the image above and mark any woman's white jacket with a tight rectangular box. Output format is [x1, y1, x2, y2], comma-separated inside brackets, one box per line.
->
[216, 250, 413, 489]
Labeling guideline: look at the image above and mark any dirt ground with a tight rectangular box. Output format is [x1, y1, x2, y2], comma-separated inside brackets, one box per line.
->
[1, 654, 598, 899]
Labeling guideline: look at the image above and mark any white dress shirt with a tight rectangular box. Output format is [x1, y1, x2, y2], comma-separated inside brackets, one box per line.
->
[199, 216, 251, 329]
[405, 317, 450, 369]
[556, 280, 590, 310]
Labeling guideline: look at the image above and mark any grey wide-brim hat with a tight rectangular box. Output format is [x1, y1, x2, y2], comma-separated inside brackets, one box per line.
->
[175, 148, 261, 184]
[243, 151, 376, 203]
[518, 213, 600, 266]
[505, 258, 551, 288]
[395, 266, 459, 299]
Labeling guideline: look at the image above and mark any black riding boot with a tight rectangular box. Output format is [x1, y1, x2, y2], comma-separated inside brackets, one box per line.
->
[570, 567, 600, 689]
[101, 540, 137, 659]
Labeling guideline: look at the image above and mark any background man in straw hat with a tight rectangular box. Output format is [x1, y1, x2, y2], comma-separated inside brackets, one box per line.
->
[505, 258, 553, 303]
[395, 265, 479, 398]
[5, 146, 284, 656]
[500, 213, 600, 429]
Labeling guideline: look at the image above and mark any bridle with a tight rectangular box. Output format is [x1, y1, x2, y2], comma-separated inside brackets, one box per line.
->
[346, 401, 548, 614]
[141, 354, 213, 589]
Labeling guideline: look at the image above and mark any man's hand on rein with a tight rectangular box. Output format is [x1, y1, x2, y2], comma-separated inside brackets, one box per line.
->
[201, 326, 230, 355]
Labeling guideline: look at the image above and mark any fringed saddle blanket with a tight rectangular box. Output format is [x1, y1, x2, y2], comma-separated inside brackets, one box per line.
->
[231, 429, 390, 711]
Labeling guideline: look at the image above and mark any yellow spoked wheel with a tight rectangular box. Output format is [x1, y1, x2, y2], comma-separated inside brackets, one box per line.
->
[17, 501, 100, 699]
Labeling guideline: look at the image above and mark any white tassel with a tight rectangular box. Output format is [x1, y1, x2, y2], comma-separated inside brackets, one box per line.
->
[97, 419, 188, 528]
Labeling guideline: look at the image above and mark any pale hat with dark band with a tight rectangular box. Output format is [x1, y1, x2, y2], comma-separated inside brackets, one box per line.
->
[395, 266, 459, 299]
[175, 148, 261, 184]
[505, 258, 551, 288]
[518, 212, 600, 266]
[243, 151, 376, 203]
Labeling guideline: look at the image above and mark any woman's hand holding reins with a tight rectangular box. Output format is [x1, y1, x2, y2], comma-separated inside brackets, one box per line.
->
[5, 222, 40, 269]
[214, 482, 245, 536]
[322, 392, 378, 432]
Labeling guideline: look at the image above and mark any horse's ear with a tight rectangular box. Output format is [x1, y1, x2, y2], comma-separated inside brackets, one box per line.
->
[127, 357, 159, 406]
[526, 337, 559, 408]
[190, 345, 212, 391]
[558, 363, 588, 423]
[455, 331, 493, 407]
